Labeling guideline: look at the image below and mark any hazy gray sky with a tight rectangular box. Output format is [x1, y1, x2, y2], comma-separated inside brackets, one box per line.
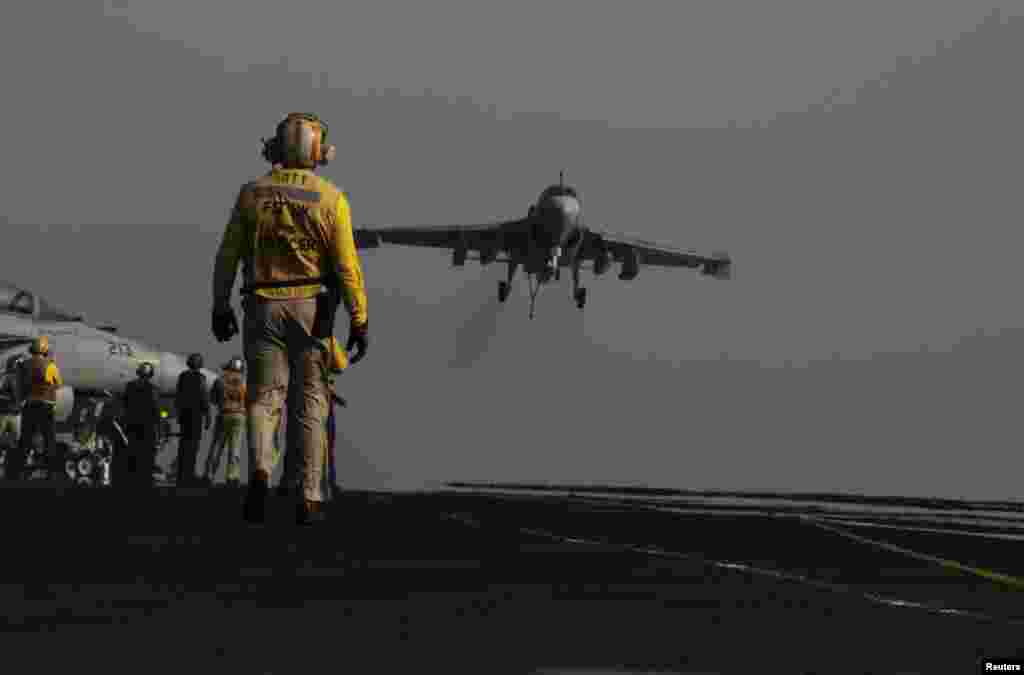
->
[3, 2, 1023, 499]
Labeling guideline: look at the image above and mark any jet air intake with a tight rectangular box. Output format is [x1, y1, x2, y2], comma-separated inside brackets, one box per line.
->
[619, 247, 640, 281]
[452, 245, 467, 267]
[453, 232, 468, 267]
[592, 244, 611, 276]
[479, 246, 498, 266]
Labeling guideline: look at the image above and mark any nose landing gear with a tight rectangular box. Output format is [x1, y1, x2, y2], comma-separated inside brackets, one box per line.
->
[570, 255, 586, 310]
[498, 281, 510, 303]
[574, 287, 587, 309]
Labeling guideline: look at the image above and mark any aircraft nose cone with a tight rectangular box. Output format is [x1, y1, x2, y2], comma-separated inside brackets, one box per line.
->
[537, 195, 581, 245]
[542, 195, 581, 224]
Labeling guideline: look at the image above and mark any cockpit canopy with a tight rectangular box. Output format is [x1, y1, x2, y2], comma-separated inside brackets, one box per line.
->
[0, 281, 83, 322]
[0, 284, 34, 316]
[539, 184, 580, 202]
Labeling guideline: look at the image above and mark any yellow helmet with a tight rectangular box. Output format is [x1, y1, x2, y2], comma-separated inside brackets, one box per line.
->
[30, 335, 49, 355]
[261, 112, 336, 169]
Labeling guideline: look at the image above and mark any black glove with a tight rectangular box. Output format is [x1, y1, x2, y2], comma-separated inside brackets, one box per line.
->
[346, 321, 368, 365]
[212, 307, 239, 343]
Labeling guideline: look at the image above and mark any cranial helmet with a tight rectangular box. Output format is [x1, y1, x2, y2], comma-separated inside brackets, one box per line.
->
[261, 112, 336, 169]
[30, 335, 49, 355]
[187, 353, 203, 370]
[137, 362, 155, 379]
[226, 356, 244, 372]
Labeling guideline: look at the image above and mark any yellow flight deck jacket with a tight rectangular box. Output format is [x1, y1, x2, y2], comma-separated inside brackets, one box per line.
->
[328, 335, 347, 373]
[212, 168, 368, 329]
[22, 355, 62, 404]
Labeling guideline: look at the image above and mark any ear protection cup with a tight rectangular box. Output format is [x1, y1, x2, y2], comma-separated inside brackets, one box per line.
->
[318, 144, 336, 166]
[261, 136, 282, 163]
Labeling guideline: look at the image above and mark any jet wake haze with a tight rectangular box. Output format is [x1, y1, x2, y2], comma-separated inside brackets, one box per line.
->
[445, 262, 594, 371]
[448, 271, 505, 369]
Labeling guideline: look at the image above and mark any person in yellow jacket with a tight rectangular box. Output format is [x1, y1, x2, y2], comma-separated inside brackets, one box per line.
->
[204, 357, 248, 486]
[211, 112, 369, 526]
[9, 336, 63, 481]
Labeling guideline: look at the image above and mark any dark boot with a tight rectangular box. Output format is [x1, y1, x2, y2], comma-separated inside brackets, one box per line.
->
[296, 499, 326, 526]
[243, 471, 269, 524]
[276, 480, 298, 498]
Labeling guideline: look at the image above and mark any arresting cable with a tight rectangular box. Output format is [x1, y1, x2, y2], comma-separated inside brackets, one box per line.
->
[441, 511, 1020, 625]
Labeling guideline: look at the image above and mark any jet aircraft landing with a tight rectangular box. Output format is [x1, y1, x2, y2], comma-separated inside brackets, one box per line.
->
[355, 173, 733, 319]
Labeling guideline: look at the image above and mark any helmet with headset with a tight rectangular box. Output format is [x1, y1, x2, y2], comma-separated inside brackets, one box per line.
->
[261, 112, 336, 169]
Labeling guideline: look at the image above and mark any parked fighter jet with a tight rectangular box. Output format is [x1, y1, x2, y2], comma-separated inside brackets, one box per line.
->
[0, 280, 217, 456]
[354, 173, 733, 318]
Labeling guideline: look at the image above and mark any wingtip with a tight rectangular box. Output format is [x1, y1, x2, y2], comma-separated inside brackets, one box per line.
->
[711, 251, 732, 280]
[701, 252, 733, 280]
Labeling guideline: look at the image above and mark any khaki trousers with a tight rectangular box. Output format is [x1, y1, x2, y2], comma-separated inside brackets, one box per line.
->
[243, 296, 329, 503]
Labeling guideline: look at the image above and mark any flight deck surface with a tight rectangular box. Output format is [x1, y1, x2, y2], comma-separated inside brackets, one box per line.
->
[1, 483, 1021, 674]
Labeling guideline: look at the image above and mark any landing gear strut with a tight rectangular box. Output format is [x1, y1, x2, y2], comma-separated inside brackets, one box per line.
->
[571, 259, 586, 309]
[499, 260, 519, 303]
[527, 273, 542, 320]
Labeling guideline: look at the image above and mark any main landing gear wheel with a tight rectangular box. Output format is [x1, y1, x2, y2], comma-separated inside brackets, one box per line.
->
[498, 281, 510, 303]
[65, 458, 78, 481]
[574, 287, 587, 309]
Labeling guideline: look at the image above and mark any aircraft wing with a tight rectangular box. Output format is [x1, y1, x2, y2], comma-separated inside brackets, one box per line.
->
[355, 219, 527, 252]
[583, 228, 733, 279]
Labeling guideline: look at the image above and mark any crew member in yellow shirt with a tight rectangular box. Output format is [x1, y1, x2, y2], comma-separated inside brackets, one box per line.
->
[211, 112, 368, 525]
[11, 336, 63, 481]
